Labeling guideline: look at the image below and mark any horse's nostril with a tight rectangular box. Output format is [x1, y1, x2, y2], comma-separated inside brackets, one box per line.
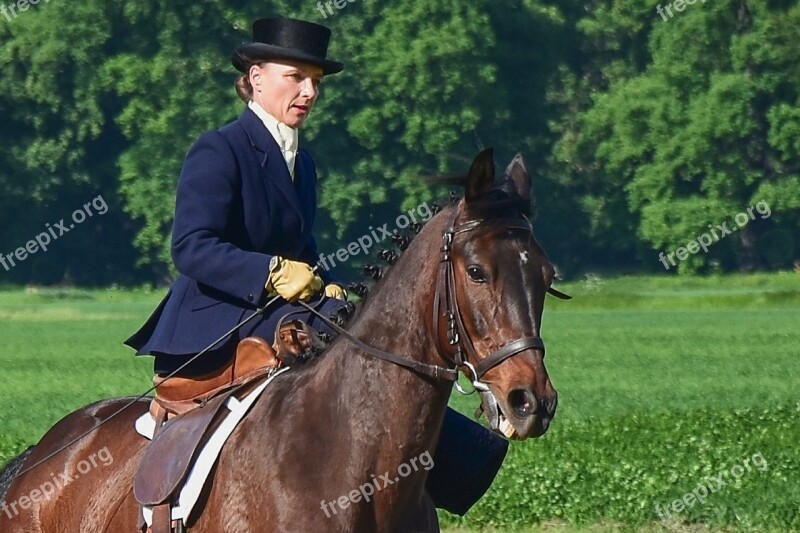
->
[508, 389, 538, 418]
[542, 394, 558, 417]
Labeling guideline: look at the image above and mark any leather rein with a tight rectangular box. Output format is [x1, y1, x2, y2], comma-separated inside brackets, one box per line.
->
[299, 202, 556, 387]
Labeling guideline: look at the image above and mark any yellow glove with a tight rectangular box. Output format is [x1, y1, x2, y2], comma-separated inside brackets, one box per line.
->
[324, 283, 348, 300]
[265, 257, 323, 302]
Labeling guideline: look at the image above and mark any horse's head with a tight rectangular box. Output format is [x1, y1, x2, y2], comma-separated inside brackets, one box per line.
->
[432, 148, 565, 440]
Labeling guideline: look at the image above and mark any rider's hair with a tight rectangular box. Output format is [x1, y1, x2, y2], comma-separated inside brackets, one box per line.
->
[235, 73, 253, 103]
[234, 57, 268, 103]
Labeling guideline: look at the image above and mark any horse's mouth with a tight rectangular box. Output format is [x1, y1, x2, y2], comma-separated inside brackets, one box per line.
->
[479, 390, 523, 440]
[480, 389, 555, 440]
[496, 406, 521, 440]
[496, 404, 551, 440]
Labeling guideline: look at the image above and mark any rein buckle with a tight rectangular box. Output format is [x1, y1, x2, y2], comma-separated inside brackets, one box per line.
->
[454, 361, 490, 396]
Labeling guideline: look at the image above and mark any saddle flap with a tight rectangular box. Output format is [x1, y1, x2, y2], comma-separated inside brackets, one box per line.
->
[134, 389, 235, 506]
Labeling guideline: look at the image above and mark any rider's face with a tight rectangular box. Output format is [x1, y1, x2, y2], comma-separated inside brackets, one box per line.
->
[249, 60, 323, 128]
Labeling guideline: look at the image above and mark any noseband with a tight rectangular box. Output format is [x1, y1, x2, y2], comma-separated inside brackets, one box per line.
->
[432, 203, 546, 390]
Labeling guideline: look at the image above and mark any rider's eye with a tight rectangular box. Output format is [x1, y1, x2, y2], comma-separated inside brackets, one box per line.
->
[467, 265, 487, 283]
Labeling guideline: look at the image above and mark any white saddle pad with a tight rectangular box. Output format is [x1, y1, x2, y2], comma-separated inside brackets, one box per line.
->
[135, 367, 290, 527]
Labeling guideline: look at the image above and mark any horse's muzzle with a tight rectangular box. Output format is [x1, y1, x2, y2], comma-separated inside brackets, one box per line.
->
[504, 387, 558, 439]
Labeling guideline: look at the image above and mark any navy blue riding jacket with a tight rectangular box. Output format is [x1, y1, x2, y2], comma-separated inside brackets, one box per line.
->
[125, 106, 342, 360]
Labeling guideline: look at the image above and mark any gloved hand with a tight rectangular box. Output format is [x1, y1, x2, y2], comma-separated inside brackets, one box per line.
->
[265, 257, 323, 302]
[324, 283, 348, 300]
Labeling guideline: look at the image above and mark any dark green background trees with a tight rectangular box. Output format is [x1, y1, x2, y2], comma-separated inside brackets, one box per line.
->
[1, 0, 797, 285]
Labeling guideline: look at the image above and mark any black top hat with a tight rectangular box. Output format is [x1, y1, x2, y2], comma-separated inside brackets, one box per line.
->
[232, 17, 344, 75]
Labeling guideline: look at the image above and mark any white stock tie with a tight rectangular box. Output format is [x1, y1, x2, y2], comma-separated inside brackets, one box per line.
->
[276, 123, 298, 179]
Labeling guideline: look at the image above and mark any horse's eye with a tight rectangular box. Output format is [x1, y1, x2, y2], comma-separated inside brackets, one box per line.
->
[467, 265, 487, 283]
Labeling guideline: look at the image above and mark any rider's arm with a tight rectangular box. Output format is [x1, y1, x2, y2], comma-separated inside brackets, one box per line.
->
[171, 130, 271, 306]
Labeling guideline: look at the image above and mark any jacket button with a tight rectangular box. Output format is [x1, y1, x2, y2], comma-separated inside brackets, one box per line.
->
[247, 294, 254, 302]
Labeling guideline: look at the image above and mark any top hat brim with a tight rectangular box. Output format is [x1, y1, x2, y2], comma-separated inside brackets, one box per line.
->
[232, 43, 344, 75]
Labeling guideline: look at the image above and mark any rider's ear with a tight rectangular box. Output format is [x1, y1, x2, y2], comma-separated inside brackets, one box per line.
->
[504, 153, 531, 204]
[464, 148, 495, 203]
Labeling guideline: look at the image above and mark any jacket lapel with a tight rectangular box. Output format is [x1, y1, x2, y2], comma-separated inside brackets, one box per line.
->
[292, 151, 316, 237]
[238, 108, 305, 232]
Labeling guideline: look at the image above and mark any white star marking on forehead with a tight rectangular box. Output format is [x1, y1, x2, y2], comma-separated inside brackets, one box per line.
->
[520, 251, 529, 264]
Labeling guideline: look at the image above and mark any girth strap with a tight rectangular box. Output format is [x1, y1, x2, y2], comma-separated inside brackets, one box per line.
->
[150, 505, 172, 533]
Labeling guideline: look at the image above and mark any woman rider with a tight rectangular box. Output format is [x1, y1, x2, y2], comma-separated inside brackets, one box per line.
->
[125, 16, 507, 517]
[125, 18, 349, 376]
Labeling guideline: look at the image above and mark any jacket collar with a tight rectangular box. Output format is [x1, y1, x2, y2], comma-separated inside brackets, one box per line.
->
[247, 101, 298, 157]
[239, 106, 277, 161]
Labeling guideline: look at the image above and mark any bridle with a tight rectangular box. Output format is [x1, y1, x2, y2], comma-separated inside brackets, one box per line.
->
[432, 202, 546, 393]
[13, 201, 553, 482]
[299, 200, 551, 389]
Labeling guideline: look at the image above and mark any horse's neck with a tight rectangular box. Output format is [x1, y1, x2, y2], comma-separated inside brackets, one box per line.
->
[315, 210, 453, 461]
[247, 210, 454, 518]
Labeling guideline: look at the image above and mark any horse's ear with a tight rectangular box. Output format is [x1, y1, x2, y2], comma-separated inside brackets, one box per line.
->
[504, 153, 531, 203]
[465, 148, 495, 203]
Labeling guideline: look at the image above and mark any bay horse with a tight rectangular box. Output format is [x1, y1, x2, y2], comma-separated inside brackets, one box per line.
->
[0, 148, 561, 532]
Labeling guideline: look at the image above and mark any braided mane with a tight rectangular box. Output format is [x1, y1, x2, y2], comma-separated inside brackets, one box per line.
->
[333, 169, 533, 329]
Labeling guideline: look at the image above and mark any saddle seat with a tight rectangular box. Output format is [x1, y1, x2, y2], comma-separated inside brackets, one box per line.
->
[151, 320, 314, 418]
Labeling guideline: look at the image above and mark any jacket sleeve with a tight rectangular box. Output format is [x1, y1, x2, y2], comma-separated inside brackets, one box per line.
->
[171, 130, 271, 306]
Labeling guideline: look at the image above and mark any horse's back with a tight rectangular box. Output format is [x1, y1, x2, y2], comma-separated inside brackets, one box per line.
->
[0, 397, 149, 532]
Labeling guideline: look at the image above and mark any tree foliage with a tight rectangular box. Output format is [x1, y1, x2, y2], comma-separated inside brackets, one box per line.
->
[0, 0, 797, 285]
[552, 0, 800, 273]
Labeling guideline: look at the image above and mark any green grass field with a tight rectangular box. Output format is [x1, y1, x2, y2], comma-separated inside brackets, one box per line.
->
[1, 273, 798, 531]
